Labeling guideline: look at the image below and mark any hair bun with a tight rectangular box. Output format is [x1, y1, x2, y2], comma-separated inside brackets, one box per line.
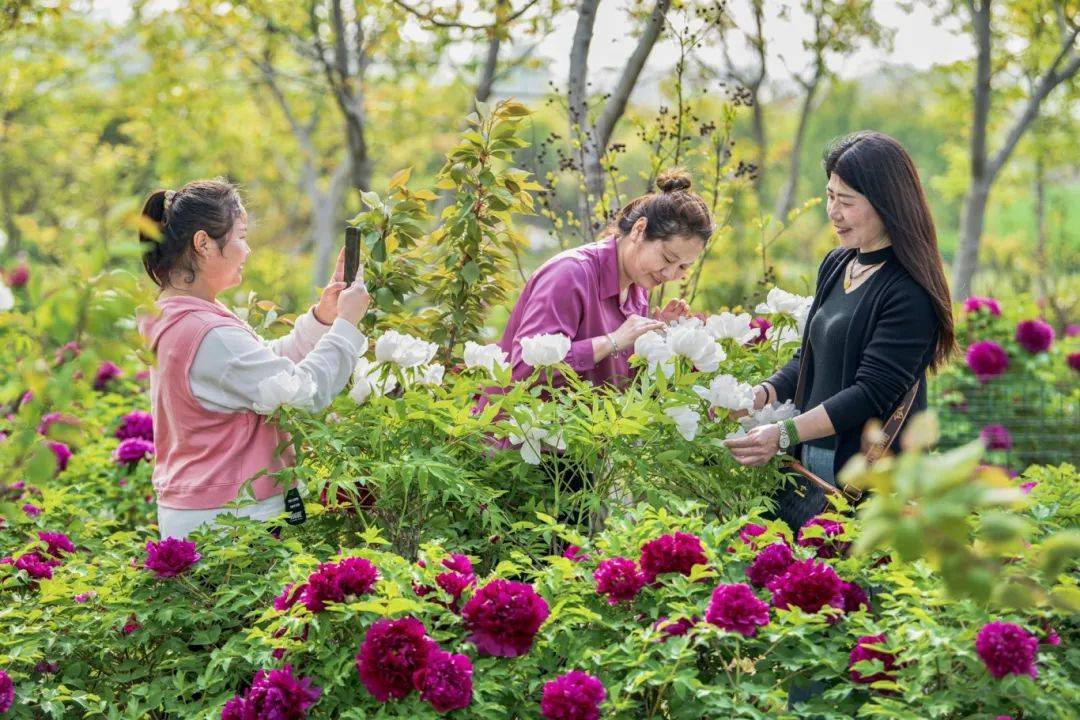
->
[655, 169, 692, 194]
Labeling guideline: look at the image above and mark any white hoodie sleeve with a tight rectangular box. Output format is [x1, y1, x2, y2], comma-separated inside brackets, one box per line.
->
[265, 307, 333, 362]
[188, 318, 366, 414]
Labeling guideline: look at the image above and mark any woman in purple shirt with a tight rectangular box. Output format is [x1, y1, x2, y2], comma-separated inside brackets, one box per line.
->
[499, 169, 715, 388]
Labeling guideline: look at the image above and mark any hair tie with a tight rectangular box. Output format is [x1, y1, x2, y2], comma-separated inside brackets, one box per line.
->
[163, 190, 176, 219]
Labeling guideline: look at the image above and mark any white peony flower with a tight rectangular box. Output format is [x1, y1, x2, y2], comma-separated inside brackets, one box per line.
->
[739, 400, 798, 430]
[667, 323, 726, 373]
[705, 312, 757, 344]
[374, 330, 438, 368]
[633, 330, 675, 376]
[252, 369, 316, 414]
[755, 287, 809, 315]
[664, 405, 701, 441]
[506, 405, 566, 465]
[349, 358, 398, 405]
[693, 373, 756, 412]
[793, 300, 812, 334]
[463, 341, 509, 375]
[0, 282, 13, 312]
[766, 324, 801, 346]
[519, 333, 571, 367]
[413, 363, 445, 387]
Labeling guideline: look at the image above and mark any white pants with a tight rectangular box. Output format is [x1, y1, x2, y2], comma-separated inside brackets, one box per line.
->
[157, 493, 286, 540]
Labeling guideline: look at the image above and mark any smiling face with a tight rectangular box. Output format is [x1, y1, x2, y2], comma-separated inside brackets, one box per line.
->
[826, 173, 888, 251]
[621, 218, 705, 291]
[194, 208, 249, 294]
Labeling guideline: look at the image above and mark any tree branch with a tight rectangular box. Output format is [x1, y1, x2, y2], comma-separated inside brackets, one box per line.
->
[390, 0, 540, 31]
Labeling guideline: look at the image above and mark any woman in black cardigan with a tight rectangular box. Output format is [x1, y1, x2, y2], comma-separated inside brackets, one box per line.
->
[725, 131, 956, 530]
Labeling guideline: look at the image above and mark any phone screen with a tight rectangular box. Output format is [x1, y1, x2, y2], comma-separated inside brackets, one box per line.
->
[344, 227, 360, 285]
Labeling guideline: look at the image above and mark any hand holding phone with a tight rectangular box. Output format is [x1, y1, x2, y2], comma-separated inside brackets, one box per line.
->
[344, 226, 361, 286]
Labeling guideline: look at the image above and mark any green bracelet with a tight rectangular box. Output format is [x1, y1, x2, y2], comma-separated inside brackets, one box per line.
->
[782, 418, 801, 446]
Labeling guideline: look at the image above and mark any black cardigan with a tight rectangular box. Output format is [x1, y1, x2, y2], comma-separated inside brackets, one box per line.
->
[766, 248, 940, 477]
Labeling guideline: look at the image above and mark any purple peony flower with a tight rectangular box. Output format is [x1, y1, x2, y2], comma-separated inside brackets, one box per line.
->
[653, 616, 698, 640]
[980, 424, 1013, 451]
[963, 296, 1001, 316]
[966, 341, 1009, 381]
[113, 437, 154, 467]
[37, 412, 77, 436]
[563, 545, 590, 562]
[144, 537, 201, 578]
[705, 583, 771, 637]
[593, 557, 646, 605]
[227, 665, 321, 719]
[849, 634, 898, 684]
[1068, 352, 1080, 373]
[8, 262, 28, 289]
[356, 617, 437, 702]
[34, 661, 58, 675]
[301, 556, 378, 612]
[738, 522, 767, 546]
[540, 670, 606, 720]
[1020, 480, 1038, 494]
[1067, 323, 1080, 338]
[768, 558, 845, 616]
[976, 622, 1038, 679]
[74, 591, 96, 603]
[749, 317, 771, 344]
[47, 441, 72, 473]
[22, 502, 41, 517]
[746, 542, 795, 588]
[796, 517, 848, 558]
[639, 531, 708, 584]
[115, 410, 153, 441]
[413, 649, 474, 713]
[0, 669, 12, 714]
[15, 552, 54, 580]
[38, 531, 75, 558]
[1015, 319, 1054, 354]
[841, 581, 871, 612]
[93, 361, 123, 391]
[273, 582, 306, 611]
[461, 579, 550, 657]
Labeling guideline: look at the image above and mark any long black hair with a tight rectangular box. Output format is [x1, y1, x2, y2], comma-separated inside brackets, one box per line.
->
[824, 131, 956, 369]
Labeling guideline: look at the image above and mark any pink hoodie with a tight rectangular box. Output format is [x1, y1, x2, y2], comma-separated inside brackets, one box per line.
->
[141, 296, 295, 509]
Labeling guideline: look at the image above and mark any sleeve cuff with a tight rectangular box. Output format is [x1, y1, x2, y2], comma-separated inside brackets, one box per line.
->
[821, 385, 873, 434]
[567, 338, 598, 372]
[329, 318, 369, 356]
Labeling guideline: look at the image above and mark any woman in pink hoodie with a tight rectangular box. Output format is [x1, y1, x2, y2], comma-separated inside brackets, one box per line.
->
[138, 179, 370, 539]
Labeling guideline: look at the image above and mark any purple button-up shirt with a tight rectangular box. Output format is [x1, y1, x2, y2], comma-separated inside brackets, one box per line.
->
[498, 234, 649, 388]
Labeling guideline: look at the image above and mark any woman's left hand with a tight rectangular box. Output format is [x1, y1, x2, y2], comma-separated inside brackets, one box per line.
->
[314, 248, 348, 324]
[652, 298, 691, 324]
[723, 423, 781, 467]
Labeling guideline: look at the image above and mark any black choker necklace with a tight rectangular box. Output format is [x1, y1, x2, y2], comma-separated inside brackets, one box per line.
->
[857, 246, 894, 264]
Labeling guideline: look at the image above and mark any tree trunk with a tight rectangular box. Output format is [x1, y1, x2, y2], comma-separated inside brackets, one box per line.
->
[953, 181, 990, 300]
[476, 30, 501, 103]
[773, 74, 820, 221]
[310, 158, 353, 287]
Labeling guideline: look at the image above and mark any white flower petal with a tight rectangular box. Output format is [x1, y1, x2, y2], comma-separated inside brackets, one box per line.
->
[692, 374, 756, 411]
[519, 333, 571, 367]
[463, 341, 510, 375]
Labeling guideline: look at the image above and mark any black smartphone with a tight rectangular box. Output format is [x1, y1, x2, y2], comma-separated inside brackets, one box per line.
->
[344, 226, 361, 285]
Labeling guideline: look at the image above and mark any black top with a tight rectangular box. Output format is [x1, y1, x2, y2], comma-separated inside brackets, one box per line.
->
[765, 247, 940, 476]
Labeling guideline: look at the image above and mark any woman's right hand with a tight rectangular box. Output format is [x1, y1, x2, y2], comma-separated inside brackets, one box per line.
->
[611, 314, 666, 351]
[336, 268, 372, 325]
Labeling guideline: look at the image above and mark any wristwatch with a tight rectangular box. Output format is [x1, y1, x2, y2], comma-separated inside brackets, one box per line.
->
[776, 421, 791, 451]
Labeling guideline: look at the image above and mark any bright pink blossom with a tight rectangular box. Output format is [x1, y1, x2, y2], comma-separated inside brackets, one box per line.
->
[301, 557, 378, 612]
[593, 557, 646, 604]
[767, 558, 845, 616]
[966, 341, 1008, 381]
[746, 542, 794, 588]
[639, 531, 708, 584]
[976, 622, 1038, 679]
[356, 617, 436, 701]
[144, 537, 201, 578]
[1015, 319, 1054, 354]
[413, 649, 474, 713]
[849, 634, 898, 684]
[540, 670, 606, 720]
[461, 579, 550, 657]
[705, 583, 770, 637]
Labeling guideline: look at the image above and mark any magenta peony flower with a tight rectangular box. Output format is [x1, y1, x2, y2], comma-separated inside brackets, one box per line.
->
[441, 553, 473, 575]
[653, 616, 698, 640]
[93, 361, 123, 391]
[540, 670, 606, 720]
[37, 412, 77, 436]
[114, 437, 154, 467]
[356, 617, 437, 702]
[435, 569, 475, 607]
[8, 262, 28, 289]
[74, 591, 96, 603]
[144, 537, 201, 578]
[274, 582, 306, 611]
[768, 558, 845, 616]
[228, 665, 322, 719]
[461, 579, 550, 657]
[0, 669, 12, 714]
[15, 552, 54, 580]
[749, 317, 771, 344]
[38, 531, 75, 558]
[976, 622, 1038, 679]
[115, 410, 153, 441]
[705, 583, 771, 637]
[1068, 352, 1080, 373]
[1067, 323, 1080, 338]
[639, 531, 708, 584]
[301, 556, 378, 612]
[797, 517, 848, 559]
[966, 341, 1008, 381]
[1015, 319, 1054, 354]
[849, 634, 898, 684]
[47, 440, 71, 472]
[746, 542, 795, 588]
[22, 502, 42, 517]
[563, 545, 590, 562]
[1020, 481, 1037, 494]
[120, 617, 140, 635]
[738, 523, 767, 547]
[841, 581, 871, 612]
[53, 341, 80, 365]
[413, 649, 474, 713]
[980, 424, 1013, 451]
[963, 296, 1001, 316]
[593, 557, 646, 604]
